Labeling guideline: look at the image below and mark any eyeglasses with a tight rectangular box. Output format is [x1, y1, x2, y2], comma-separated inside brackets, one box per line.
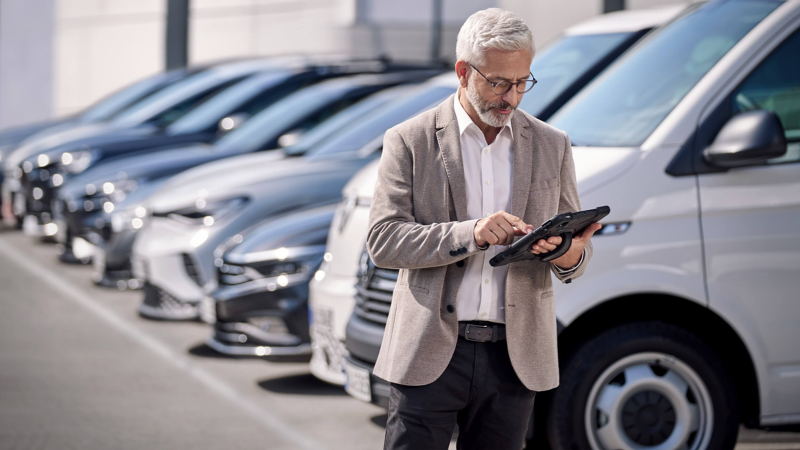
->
[468, 63, 537, 95]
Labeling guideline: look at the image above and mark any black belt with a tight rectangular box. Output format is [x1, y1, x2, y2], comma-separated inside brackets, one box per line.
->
[458, 321, 506, 342]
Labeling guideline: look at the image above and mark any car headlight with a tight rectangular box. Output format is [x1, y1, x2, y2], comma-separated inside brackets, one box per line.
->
[110, 205, 148, 233]
[61, 150, 94, 174]
[157, 196, 248, 225]
[216, 245, 325, 287]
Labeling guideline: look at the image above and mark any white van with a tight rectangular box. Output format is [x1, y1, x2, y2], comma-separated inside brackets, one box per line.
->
[332, 0, 800, 448]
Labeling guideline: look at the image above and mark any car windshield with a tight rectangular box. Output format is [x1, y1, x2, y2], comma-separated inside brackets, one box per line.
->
[307, 84, 455, 158]
[283, 85, 412, 156]
[110, 70, 247, 128]
[549, 0, 781, 147]
[166, 71, 291, 135]
[78, 70, 186, 123]
[518, 32, 634, 117]
[215, 81, 357, 152]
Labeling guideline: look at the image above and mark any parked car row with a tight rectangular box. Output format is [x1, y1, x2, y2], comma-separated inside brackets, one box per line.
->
[1, 1, 798, 449]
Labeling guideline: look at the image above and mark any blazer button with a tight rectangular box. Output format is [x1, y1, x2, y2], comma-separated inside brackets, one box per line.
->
[460, 247, 467, 254]
[446, 304, 455, 313]
[456, 260, 464, 267]
[450, 250, 457, 256]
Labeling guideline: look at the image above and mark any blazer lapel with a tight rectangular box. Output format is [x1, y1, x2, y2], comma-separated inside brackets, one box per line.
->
[436, 95, 469, 222]
[510, 113, 533, 220]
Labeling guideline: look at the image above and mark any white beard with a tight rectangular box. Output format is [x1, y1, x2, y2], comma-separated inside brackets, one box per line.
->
[465, 79, 514, 128]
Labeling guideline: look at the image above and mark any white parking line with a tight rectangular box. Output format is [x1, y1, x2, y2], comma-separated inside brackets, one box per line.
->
[0, 239, 327, 450]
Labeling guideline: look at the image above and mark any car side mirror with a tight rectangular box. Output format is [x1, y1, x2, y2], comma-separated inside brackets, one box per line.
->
[277, 129, 304, 148]
[217, 113, 250, 134]
[703, 110, 787, 168]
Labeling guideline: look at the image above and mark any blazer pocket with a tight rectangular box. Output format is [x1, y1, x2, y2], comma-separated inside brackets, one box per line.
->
[395, 284, 429, 295]
[530, 177, 559, 192]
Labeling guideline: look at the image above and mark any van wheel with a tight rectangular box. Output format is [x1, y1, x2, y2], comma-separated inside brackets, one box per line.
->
[547, 321, 739, 450]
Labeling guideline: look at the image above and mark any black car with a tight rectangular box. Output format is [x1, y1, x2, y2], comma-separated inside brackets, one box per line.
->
[205, 203, 337, 360]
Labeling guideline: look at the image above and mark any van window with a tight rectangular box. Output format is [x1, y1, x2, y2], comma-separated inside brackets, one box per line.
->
[731, 29, 800, 163]
[549, 0, 781, 147]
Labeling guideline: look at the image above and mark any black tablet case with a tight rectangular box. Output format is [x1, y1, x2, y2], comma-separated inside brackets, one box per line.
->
[489, 206, 610, 267]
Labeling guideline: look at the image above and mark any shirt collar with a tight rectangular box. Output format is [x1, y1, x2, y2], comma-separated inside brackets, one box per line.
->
[453, 92, 513, 139]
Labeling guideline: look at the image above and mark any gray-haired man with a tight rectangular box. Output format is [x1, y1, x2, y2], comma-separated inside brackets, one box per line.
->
[367, 8, 601, 449]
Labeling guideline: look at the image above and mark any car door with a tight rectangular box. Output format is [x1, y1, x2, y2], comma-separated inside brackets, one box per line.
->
[697, 26, 800, 420]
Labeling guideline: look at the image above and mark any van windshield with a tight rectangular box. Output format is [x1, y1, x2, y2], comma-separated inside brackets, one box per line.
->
[519, 32, 633, 117]
[549, 0, 781, 147]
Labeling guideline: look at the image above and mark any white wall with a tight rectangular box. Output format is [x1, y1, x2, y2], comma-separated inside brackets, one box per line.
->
[189, 0, 346, 64]
[0, 0, 55, 130]
[53, 0, 165, 117]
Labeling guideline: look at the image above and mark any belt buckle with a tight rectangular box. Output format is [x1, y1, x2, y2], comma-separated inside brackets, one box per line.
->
[464, 324, 490, 342]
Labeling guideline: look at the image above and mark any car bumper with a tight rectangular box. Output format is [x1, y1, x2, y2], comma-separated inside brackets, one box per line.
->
[308, 271, 357, 386]
[344, 354, 391, 410]
[208, 278, 313, 361]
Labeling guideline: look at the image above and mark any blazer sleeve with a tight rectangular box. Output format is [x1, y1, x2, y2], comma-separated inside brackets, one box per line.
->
[550, 131, 593, 283]
[366, 128, 483, 270]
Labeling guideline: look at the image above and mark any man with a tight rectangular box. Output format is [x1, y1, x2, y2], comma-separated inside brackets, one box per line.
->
[367, 8, 601, 450]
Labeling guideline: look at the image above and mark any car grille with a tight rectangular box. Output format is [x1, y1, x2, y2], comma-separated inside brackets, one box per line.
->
[182, 253, 203, 286]
[353, 248, 398, 325]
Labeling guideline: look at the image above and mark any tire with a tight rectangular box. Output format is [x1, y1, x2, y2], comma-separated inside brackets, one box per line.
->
[547, 321, 739, 450]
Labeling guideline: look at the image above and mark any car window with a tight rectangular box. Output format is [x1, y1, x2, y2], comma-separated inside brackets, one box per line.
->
[283, 86, 410, 156]
[307, 84, 455, 158]
[519, 32, 634, 118]
[550, 0, 781, 147]
[731, 28, 800, 164]
[78, 71, 185, 123]
[216, 82, 377, 152]
[166, 71, 294, 135]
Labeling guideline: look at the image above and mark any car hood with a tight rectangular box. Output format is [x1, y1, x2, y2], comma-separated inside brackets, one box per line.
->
[223, 203, 338, 260]
[57, 143, 221, 201]
[570, 146, 641, 196]
[146, 152, 365, 214]
[7, 123, 157, 170]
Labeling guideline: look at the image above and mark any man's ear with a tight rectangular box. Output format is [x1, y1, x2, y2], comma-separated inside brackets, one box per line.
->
[455, 61, 469, 88]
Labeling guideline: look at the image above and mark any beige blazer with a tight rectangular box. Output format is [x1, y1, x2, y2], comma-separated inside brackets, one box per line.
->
[366, 94, 591, 391]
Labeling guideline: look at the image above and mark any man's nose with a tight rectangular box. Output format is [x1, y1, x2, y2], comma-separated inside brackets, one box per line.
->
[501, 88, 520, 107]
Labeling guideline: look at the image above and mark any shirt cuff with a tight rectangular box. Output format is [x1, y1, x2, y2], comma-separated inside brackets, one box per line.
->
[553, 249, 585, 274]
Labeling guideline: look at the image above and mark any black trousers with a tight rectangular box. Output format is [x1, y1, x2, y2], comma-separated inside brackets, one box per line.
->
[384, 336, 537, 450]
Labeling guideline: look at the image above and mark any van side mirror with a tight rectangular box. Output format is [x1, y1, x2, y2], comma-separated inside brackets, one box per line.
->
[703, 110, 787, 168]
[217, 113, 250, 134]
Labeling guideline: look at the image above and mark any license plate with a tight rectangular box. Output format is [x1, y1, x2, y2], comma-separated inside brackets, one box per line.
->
[199, 296, 216, 324]
[344, 360, 372, 403]
[54, 219, 67, 244]
[92, 245, 107, 275]
[13, 191, 26, 216]
[72, 237, 96, 260]
[131, 256, 147, 280]
[22, 215, 39, 235]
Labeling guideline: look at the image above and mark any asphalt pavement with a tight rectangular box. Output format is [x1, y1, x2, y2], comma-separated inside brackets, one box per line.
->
[0, 228, 799, 450]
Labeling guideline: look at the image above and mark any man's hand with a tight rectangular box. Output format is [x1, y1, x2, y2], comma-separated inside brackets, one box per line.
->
[474, 211, 532, 247]
[531, 222, 602, 268]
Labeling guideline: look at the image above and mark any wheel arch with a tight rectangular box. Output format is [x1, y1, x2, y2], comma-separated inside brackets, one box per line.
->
[555, 293, 760, 427]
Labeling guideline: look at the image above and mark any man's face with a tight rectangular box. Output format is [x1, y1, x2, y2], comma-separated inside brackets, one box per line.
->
[464, 48, 533, 128]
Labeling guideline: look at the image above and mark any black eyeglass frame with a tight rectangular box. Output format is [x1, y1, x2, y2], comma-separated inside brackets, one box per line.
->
[468, 63, 537, 95]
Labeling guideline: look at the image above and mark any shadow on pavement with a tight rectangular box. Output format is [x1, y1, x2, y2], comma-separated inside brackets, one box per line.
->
[371, 413, 387, 428]
[188, 343, 242, 359]
[258, 373, 349, 396]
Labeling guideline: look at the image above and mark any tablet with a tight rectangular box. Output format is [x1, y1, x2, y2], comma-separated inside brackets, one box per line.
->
[488, 206, 610, 267]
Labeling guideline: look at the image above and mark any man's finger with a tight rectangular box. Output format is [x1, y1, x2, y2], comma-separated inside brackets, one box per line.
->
[485, 221, 507, 245]
[500, 212, 529, 233]
[495, 218, 516, 245]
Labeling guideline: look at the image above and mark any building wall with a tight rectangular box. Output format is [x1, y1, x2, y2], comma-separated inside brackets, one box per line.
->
[53, 0, 165, 117]
[37, 0, 694, 121]
[0, 0, 55, 130]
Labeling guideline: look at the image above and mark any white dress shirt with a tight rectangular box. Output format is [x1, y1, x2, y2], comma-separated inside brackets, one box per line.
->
[453, 93, 582, 324]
